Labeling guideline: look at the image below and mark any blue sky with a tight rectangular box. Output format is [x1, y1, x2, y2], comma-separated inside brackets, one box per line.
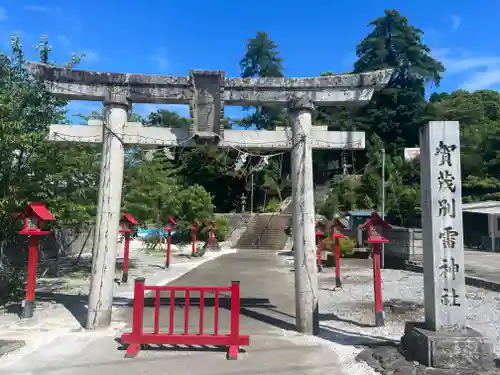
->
[0, 0, 499, 121]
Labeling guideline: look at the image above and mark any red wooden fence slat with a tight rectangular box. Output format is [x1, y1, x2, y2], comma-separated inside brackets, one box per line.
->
[121, 278, 249, 360]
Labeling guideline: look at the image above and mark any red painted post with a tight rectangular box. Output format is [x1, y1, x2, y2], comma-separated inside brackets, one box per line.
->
[372, 242, 383, 326]
[191, 224, 197, 255]
[24, 236, 40, 318]
[209, 221, 215, 249]
[164, 217, 176, 269]
[360, 212, 391, 327]
[166, 229, 172, 269]
[122, 232, 131, 283]
[125, 277, 145, 358]
[227, 280, 241, 360]
[17, 202, 56, 319]
[334, 238, 342, 287]
[120, 212, 138, 283]
[330, 218, 346, 289]
[315, 225, 324, 272]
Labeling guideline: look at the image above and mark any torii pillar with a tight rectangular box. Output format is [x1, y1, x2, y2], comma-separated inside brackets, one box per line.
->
[28, 62, 392, 332]
[88, 91, 129, 328]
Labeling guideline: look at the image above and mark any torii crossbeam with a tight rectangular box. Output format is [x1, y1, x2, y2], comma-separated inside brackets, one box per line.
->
[28, 62, 392, 333]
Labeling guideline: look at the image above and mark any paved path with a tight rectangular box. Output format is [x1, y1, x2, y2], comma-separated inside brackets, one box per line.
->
[0, 249, 373, 375]
[408, 250, 500, 291]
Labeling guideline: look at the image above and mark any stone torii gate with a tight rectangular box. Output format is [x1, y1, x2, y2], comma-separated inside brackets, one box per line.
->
[28, 62, 392, 334]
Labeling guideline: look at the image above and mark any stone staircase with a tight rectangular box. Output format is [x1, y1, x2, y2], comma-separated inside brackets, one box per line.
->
[235, 213, 291, 250]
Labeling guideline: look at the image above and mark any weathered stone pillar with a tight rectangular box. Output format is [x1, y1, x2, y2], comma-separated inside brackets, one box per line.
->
[401, 121, 494, 370]
[86, 91, 129, 329]
[289, 98, 319, 335]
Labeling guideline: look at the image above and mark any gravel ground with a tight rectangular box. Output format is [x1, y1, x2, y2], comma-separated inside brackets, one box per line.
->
[0, 240, 234, 332]
[318, 259, 500, 357]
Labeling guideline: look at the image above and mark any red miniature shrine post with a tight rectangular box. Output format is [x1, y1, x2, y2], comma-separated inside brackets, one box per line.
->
[208, 220, 216, 249]
[330, 218, 346, 289]
[315, 224, 326, 272]
[360, 212, 392, 327]
[120, 212, 138, 283]
[191, 221, 199, 255]
[164, 216, 176, 269]
[17, 202, 56, 319]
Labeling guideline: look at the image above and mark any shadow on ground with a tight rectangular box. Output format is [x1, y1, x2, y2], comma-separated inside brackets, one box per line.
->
[114, 337, 247, 355]
[2, 291, 137, 328]
[37, 256, 138, 278]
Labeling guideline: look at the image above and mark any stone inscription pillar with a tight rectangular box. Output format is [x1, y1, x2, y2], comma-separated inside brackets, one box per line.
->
[401, 121, 493, 370]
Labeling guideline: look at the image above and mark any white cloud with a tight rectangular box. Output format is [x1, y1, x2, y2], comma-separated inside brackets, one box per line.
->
[451, 15, 461, 31]
[445, 56, 500, 74]
[0, 7, 7, 22]
[432, 47, 500, 89]
[149, 48, 169, 72]
[424, 23, 500, 90]
[460, 70, 500, 91]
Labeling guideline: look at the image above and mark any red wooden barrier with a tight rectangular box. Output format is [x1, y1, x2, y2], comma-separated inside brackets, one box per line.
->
[121, 278, 250, 359]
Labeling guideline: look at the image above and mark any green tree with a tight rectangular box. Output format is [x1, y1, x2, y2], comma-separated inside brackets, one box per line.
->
[146, 109, 192, 128]
[176, 146, 246, 212]
[0, 35, 102, 303]
[122, 150, 215, 241]
[0, 35, 99, 234]
[429, 89, 500, 201]
[354, 9, 445, 154]
[239, 32, 287, 130]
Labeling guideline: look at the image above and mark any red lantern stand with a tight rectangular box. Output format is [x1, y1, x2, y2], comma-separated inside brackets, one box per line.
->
[191, 221, 199, 255]
[120, 212, 138, 283]
[164, 216, 176, 269]
[360, 212, 392, 327]
[315, 224, 326, 272]
[208, 220, 216, 249]
[330, 218, 346, 289]
[17, 202, 56, 319]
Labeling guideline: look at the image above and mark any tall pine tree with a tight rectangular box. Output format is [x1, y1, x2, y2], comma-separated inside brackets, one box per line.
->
[239, 32, 287, 130]
[354, 9, 445, 154]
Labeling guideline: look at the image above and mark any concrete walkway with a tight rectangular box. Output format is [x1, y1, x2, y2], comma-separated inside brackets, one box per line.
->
[0, 249, 375, 375]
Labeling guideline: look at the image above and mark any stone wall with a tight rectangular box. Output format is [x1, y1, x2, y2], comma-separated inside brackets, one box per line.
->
[1, 227, 95, 263]
[384, 227, 423, 263]
[215, 213, 253, 246]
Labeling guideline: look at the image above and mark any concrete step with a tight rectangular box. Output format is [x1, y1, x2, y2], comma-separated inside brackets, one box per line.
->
[236, 214, 290, 250]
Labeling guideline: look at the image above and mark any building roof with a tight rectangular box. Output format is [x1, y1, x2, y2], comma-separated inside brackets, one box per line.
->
[27, 202, 56, 221]
[122, 212, 138, 225]
[463, 201, 500, 215]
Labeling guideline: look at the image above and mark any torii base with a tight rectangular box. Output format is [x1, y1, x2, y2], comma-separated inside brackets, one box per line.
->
[400, 322, 494, 371]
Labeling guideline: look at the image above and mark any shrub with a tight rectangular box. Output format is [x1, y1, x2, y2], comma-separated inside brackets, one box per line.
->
[262, 198, 281, 213]
[214, 216, 229, 241]
[142, 233, 165, 252]
[320, 236, 356, 257]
